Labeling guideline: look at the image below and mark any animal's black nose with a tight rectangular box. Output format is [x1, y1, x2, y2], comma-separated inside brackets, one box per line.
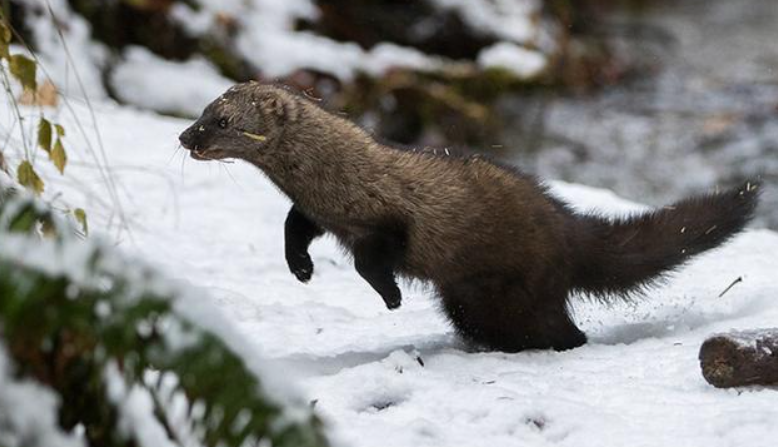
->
[179, 127, 194, 148]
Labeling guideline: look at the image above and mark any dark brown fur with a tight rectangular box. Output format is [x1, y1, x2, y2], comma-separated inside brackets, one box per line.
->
[179, 82, 761, 353]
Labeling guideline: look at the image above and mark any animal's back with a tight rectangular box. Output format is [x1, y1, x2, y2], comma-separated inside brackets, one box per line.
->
[380, 149, 568, 284]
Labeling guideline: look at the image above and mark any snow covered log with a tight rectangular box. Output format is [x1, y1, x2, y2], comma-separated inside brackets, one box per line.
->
[699, 329, 778, 388]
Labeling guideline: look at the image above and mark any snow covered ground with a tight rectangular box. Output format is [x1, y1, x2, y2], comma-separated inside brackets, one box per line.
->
[3, 2, 777, 441]
[7, 96, 775, 447]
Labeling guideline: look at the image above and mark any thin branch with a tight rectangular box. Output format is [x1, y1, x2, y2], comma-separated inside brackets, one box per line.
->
[0, 68, 30, 160]
[718, 276, 743, 298]
[44, 0, 133, 242]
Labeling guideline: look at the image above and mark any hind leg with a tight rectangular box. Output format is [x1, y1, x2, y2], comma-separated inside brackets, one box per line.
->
[439, 274, 586, 352]
[353, 230, 405, 310]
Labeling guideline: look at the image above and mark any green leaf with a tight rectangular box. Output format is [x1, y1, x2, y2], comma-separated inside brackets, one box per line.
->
[9, 54, 36, 93]
[55, 124, 65, 137]
[0, 20, 11, 43]
[74, 208, 88, 235]
[50, 138, 67, 174]
[17, 161, 44, 195]
[38, 118, 52, 153]
[0, 21, 11, 60]
[7, 203, 37, 233]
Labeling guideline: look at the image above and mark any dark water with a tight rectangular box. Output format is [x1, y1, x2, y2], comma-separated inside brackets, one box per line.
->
[501, 0, 778, 227]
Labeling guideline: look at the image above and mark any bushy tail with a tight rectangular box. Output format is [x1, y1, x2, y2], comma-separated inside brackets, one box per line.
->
[569, 182, 761, 298]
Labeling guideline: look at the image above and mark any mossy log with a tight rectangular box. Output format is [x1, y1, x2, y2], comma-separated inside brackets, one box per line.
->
[699, 329, 778, 388]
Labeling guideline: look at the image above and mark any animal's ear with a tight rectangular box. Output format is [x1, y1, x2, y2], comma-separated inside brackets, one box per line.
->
[262, 95, 286, 119]
[259, 91, 299, 124]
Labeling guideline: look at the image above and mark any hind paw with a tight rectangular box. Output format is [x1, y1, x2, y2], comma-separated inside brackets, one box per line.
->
[382, 290, 402, 310]
[287, 253, 314, 283]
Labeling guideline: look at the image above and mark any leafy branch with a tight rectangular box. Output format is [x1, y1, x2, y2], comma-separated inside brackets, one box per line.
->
[0, 190, 330, 447]
[0, 12, 87, 234]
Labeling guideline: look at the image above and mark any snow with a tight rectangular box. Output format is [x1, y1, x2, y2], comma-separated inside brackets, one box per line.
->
[171, 0, 546, 80]
[428, 0, 543, 44]
[105, 362, 179, 447]
[547, 181, 650, 215]
[477, 42, 547, 79]
[0, 344, 85, 447]
[4, 2, 778, 445]
[111, 47, 233, 117]
[234, 28, 439, 81]
[22, 0, 109, 100]
[18, 0, 552, 111]
[0, 193, 317, 428]
[8, 95, 775, 446]
[717, 329, 778, 353]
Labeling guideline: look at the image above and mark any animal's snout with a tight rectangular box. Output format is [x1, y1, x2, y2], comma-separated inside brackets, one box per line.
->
[178, 125, 199, 149]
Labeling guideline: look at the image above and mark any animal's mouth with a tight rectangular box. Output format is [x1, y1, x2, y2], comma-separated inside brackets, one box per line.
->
[188, 147, 227, 161]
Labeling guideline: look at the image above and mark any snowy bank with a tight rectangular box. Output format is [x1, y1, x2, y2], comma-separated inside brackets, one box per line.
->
[8, 97, 775, 447]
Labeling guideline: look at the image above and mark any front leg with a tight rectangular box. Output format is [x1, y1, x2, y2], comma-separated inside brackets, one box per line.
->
[285, 206, 324, 283]
[353, 228, 406, 310]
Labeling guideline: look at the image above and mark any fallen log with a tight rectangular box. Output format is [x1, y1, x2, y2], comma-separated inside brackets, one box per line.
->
[699, 329, 778, 388]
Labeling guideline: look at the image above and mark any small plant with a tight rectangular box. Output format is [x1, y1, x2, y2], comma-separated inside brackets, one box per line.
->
[0, 14, 88, 235]
[0, 190, 331, 447]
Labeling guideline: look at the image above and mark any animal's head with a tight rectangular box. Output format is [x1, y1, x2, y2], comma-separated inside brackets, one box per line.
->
[178, 82, 298, 162]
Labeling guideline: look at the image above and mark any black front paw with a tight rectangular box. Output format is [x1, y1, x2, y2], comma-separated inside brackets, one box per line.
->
[287, 252, 314, 283]
[382, 290, 402, 310]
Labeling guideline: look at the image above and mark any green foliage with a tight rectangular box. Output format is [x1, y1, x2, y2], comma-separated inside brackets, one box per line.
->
[0, 189, 65, 237]
[38, 117, 53, 152]
[0, 192, 330, 447]
[0, 19, 10, 59]
[51, 138, 67, 173]
[74, 207, 89, 235]
[37, 117, 69, 174]
[8, 53, 36, 93]
[16, 160, 44, 195]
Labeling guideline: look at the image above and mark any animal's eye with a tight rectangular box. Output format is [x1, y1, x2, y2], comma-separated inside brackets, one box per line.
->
[218, 118, 228, 129]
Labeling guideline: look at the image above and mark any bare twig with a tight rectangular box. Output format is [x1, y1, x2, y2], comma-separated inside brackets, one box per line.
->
[0, 148, 7, 173]
[3, 4, 132, 240]
[0, 68, 31, 160]
[718, 276, 743, 298]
